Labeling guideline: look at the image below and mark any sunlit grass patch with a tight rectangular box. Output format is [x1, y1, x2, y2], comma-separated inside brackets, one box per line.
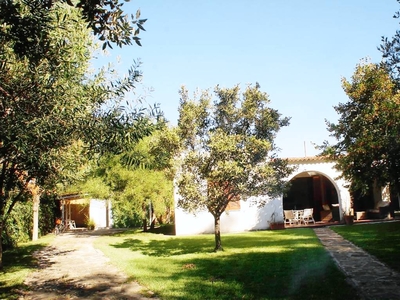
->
[0, 234, 54, 300]
[332, 221, 400, 272]
[95, 228, 359, 299]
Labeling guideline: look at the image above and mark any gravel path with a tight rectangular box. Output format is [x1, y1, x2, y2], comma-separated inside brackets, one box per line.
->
[19, 229, 157, 300]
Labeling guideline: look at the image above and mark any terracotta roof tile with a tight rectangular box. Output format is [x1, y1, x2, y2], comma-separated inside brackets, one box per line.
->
[285, 156, 334, 163]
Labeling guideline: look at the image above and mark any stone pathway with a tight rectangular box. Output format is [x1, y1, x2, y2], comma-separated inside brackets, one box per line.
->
[20, 229, 157, 300]
[314, 227, 400, 300]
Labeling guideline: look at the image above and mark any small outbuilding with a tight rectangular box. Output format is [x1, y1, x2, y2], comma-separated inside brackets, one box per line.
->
[58, 194, 112, 229]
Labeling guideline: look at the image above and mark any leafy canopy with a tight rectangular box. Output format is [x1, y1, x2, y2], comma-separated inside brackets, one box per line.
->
[0, 1, 154, 268]
[72, 129, 177, 229]
[322, 60, 400, 194]
[0, 0, 147, 63]
[176, 84, 292, 250]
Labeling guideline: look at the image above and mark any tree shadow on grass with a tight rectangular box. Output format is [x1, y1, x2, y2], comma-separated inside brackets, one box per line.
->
[120, 241, 360, 300]
[0, 242, 49, 299]
[13, 270, 150, 299]
[172, 250, 360, 300]
[111, 228, 317, 257]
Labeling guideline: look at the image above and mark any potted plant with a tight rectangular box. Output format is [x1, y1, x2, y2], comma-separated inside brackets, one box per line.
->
[86, 218, 96, 230]
[343, 203, 354, 225]
[269, 211, 285, 230]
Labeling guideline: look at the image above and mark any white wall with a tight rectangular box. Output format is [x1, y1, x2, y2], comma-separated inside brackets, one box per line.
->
[174, 158, 352, 236]
[175, 195, 282, 235]
[89, 199, 113, 229]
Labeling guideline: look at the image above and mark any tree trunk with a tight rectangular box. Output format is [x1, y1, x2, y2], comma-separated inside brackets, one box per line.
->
[214, 215, 223, 252]
[150, 214, 156, 230]
[142, 219, 147, 232]
[0, 223, 3, 270]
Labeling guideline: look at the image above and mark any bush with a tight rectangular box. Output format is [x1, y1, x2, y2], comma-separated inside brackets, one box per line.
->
[1, 193, 57, 250]
[2, 202, 32, 250]
[111, 202, 142, 228]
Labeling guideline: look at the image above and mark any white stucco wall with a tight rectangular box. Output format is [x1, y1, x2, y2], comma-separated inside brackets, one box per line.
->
[175, 196, 282, 235]
[174, 157, 352, 236]
[89, 199, 113, 229]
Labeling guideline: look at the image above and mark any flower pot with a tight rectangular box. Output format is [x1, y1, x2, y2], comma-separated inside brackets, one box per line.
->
[269, 222, 285, 230]
[344, 215, 354, 225]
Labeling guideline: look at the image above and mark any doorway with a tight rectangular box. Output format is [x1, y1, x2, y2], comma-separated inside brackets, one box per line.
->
[283, 171, 340, 222]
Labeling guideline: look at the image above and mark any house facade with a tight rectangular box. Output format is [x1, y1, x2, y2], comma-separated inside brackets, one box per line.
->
[174, 156, 352, 235]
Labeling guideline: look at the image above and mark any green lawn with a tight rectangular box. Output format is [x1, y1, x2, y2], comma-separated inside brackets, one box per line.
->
[95, 228, 359, 300]
[0, 234, 54, 300]
[331, 221, 400, 272]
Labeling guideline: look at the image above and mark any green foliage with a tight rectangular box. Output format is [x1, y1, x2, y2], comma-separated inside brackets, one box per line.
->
[0, 1, 156, 268]
[106, 165, 174, 228]
[112, 201, 143, 228]
[86, 218, 96, 230]
[2, 202, 32, 250]
[380, 1, 400, 82]
[1, 192, 56, 250]
[121, 126, 180, 178]
[38, 192, 58, 235]
[74, 129, 176, 229]
[0, 0, 146, 64]
[95, 229, 359, 300]
[176, 84, 293, 249]
[322, 60, 400, 195]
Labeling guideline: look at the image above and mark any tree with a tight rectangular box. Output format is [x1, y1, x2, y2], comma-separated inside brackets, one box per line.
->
[0, 0, 147, 63]
[380, 1, 400, 82]
[0, 2, 154, 269]
[321, 60, 400, 204]
[176, 84, 293, 251]
[75, 130, 176, 231]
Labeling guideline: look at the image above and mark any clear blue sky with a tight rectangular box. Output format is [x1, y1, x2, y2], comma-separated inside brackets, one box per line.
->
[98, 0, 399, 158]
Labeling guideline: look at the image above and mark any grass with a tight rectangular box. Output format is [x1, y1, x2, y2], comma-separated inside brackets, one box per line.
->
[95, 228, 359, 300]
[331, 220, 400, 272]
[0, 234, 54, 300]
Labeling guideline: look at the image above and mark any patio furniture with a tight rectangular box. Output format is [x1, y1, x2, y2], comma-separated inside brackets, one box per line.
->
[295, 209, 304, 224]
[302, 208, 315, 225]
[284, 210, 296, 226]
[67, 219, 76, 229]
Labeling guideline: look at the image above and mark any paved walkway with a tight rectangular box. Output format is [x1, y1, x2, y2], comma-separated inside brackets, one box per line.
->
[314, 227, 400, 300]
[20, 230, 157, 300]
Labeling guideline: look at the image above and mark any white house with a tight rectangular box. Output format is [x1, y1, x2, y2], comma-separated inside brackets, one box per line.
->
[59, 194, 112, 229]
[174, 156, 352, 235]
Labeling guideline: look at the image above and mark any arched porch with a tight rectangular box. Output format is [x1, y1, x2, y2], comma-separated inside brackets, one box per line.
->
[283, 171, 341, 222]
[282, 157, 352, 225]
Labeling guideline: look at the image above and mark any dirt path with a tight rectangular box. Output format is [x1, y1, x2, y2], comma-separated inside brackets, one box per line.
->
[20, 229, 157, 300]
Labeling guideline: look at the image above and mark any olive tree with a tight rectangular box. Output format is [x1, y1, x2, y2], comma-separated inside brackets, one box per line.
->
[176, 84, 293, 251]
[0, 0, 147, 63]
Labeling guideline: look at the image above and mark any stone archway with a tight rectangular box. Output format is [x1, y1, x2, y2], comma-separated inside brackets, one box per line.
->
[282, 157, 352, 223]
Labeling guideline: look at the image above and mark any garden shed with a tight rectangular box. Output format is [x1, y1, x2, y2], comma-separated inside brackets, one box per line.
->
[59, 194, 112, 229]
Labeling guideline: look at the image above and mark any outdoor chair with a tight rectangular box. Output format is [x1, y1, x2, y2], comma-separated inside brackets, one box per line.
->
[284, 210, 296, 226]
[294, 209, 304, 224]
[67, 219, 76, 229]
[302, 208, 315, 225]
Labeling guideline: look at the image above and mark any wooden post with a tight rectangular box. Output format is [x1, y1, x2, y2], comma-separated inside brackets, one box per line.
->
[29, 183, 41, 241]
[32, 192, 40, 241]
